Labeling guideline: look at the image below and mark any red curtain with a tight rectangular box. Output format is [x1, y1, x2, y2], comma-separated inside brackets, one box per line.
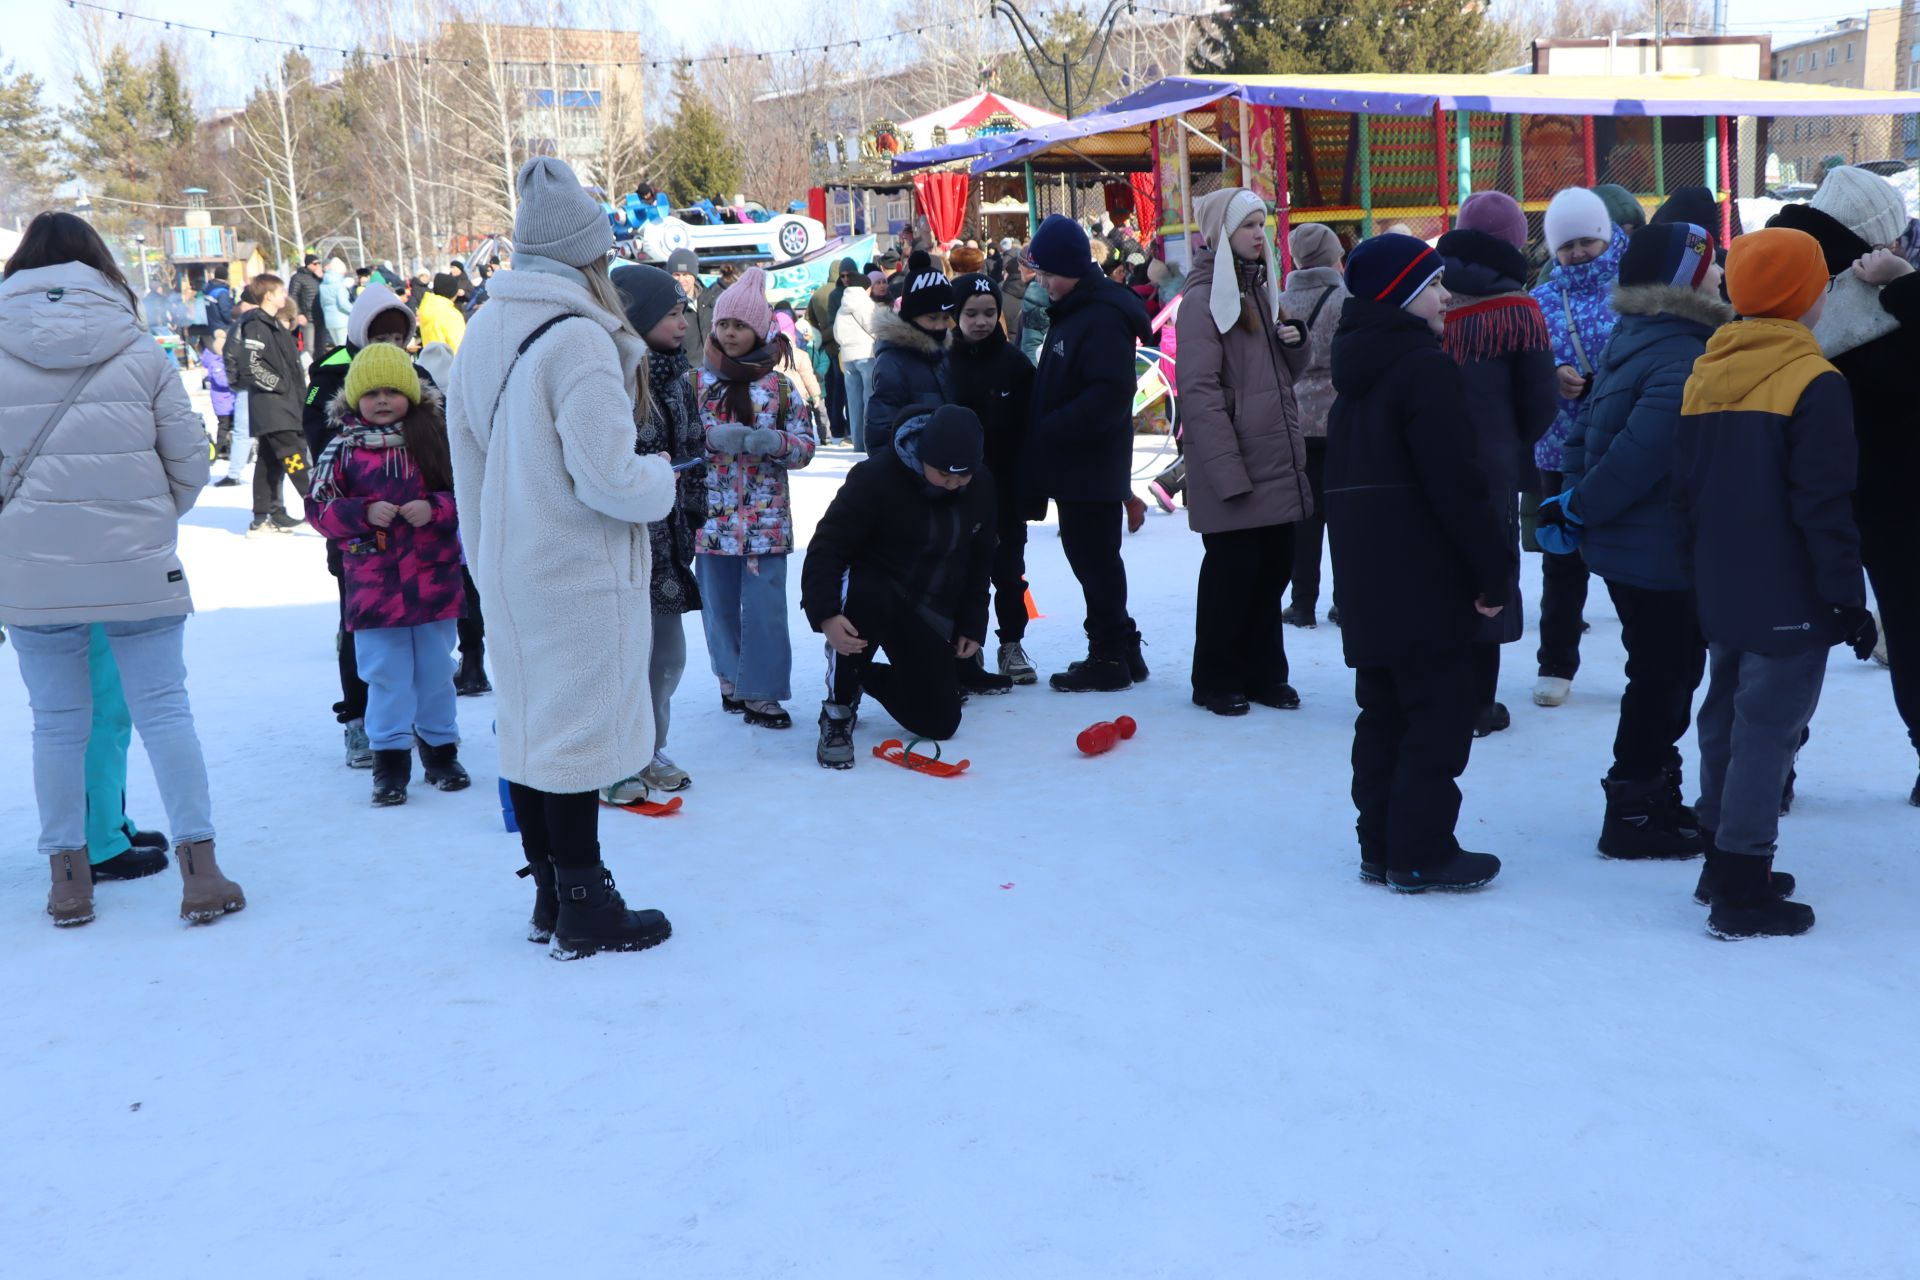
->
[912, 173, 969, 245]
[1130, 171, 1160, 244]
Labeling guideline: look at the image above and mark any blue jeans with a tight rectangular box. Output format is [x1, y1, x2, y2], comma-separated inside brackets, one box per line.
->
[224, 394, 252, 482]
[85, 625, 135, 863]
[695, 554, 792, 702]
[10, 616, 214, 858]
[842, 358, 874, 453]
[353, 620, 460, 752]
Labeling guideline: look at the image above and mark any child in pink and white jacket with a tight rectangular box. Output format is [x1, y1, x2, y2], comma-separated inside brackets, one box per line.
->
[308, 344, 470, 806]
[694, 266, 816, 729]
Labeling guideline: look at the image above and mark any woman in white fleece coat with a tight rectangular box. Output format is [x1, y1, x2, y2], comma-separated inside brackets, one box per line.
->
[447, 158, 677, 959]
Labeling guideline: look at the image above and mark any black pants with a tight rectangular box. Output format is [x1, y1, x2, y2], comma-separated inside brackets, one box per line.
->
[333, 575, 368, 724]
[1290, 437, 1328, 612]
[1193, 523, 1292, 697]
[458, 568, 485, 664]
[1055, 499, 1134, 656]
[508, 784, 601, 869]
[1605, 579, 1706, 782]
[214, 414, 234, 459]
[827, 567, 963, 740]
[1863, 534, 1920, 755]
[1471, 642, 1501, 709]
[991, 508, 1030, 644]
[825, 361, 848, 440]
[1535, 471, 1587, 679]
[1352, 646, 1478, 873]
[253, 429, 312, 521]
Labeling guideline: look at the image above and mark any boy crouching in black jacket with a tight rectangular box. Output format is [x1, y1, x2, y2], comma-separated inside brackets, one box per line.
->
[802, 406, 1006, 769]
[1325, 234, 1515, 893]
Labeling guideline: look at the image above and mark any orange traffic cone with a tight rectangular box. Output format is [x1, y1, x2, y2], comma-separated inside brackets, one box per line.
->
[1024, 588, 1044, 621]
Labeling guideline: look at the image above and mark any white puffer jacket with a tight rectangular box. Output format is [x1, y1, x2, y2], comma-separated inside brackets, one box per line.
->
[446, 264, 676, 794]
[833, 284, 877, 362]
[0, 263, 209, 626]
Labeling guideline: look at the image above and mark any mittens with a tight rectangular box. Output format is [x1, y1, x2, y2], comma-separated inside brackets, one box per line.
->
[1535, 490, 1584, 556]
[743, 426, 784, 456]
[707, 423, 751, 454]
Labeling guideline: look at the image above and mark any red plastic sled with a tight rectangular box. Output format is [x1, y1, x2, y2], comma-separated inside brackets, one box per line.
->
[602, 795, 684, 818]
[872, 738, 971, 777]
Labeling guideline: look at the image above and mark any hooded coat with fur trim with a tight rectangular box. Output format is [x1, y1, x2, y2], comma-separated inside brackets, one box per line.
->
[1563, 282, 1730, 592]
[446, 264, 677, 794]
[308, 387, 465, 631]
[864, 308, 953, 454]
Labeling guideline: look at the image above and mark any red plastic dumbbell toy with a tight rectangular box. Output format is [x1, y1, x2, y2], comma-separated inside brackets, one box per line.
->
[1076, 715, 1138, 756]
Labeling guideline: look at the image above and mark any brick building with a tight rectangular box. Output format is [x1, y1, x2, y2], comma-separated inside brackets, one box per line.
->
[1770, 11, 1904, 179]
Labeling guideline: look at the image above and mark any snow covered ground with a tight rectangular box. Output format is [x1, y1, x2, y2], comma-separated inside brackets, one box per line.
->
[3, 385, 1918, 1278]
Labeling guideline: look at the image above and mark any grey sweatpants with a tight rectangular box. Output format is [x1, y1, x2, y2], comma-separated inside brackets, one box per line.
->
[651, 611, 687, 753]
[1695, 644, 1827, 858]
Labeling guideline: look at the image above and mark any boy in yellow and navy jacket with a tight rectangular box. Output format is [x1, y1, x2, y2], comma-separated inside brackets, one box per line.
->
[1674, 227, 1874, 941]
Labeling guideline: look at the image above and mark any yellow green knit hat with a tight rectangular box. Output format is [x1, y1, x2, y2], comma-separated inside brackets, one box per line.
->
[344, 342, 420, 408]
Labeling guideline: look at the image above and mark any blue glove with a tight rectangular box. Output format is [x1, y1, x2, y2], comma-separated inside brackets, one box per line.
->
[1536, 490, 1584, 556]
[742, 426, 784, 456]
[707, 423, 751, 454]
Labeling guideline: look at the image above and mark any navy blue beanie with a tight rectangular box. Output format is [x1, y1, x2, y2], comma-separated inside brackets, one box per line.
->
[1025, 214, 1093, 276]
[1346, 233, 1444, 310]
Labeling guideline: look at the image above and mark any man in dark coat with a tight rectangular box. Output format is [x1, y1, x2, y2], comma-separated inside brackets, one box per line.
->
[802, 406, 1003, 769]
[808, 261, 854, 441]
[667, 249, 707, 356]
[1325, 234, 1512, 894]
[288, 254, 323, 358]
[231, 273, 312, 535]
[1020, 214, 1154, 692]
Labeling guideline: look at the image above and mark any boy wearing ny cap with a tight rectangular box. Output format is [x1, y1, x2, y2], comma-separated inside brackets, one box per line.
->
[802, 405, 1002, 768]
[1326, 233, 1512, 894]
[1675, 226, 1871, 939]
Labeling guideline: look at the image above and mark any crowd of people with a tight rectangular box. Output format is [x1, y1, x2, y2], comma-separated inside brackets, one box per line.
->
[3, 151, 1915, 954]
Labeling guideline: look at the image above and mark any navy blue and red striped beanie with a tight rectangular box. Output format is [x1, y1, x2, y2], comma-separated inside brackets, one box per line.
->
[1347, 233, 1444, 311]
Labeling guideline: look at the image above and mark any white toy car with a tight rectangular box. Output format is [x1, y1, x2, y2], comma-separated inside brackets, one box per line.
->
[636, 211, 827, 266]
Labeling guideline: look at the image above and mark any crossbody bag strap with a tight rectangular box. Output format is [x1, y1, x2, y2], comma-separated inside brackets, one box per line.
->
[1559, 286, 1593, 377]
[0, 360, 108, 510]
[485, 313, 575, 430]
[1305, 284, 1338, 330]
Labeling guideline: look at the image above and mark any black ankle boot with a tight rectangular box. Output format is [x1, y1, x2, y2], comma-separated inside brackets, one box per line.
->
[1598, 776, 1704, 860]
[550, 861, 673, 959]
[455, 652, 492, 696]
[1704, 850, 1813, 939]
[417, 738, 472, 791]
[1692, 832, 1795, 905]
[371, 749, 411, 806]
[516, 859, 558, 943]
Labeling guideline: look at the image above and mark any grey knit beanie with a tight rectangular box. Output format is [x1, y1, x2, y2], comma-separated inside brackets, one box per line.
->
[513, 157, 614, 267]
[611, 262, 685, 336]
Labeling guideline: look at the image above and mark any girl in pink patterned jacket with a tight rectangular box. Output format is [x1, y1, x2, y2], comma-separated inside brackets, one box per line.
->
[309, 345, 471, 806]
[693, 266, 816, 730]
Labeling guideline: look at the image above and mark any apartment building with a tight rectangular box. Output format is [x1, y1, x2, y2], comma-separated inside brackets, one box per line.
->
[1771, 11, 1903, 176]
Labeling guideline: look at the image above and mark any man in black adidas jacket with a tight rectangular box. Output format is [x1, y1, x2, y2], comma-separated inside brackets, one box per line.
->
[802, 406, 1004, 769]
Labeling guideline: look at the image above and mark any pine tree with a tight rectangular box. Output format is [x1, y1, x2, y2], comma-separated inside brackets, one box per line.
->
[64, 43, 198, 241]
[0, 59, 63, 228]
[1201, 0, 1507, 77]
[648, 69, 743, 204]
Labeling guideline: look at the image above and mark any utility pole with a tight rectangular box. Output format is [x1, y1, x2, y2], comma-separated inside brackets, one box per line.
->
[990, 0, 1137, 218]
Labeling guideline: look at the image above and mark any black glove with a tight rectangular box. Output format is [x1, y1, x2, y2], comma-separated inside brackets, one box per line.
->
[1833, 605, 1878, 661]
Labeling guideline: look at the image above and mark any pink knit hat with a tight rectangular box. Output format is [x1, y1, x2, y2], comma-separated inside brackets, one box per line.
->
[711, 266, 773, 341]
[1456, 191, 1529, 252]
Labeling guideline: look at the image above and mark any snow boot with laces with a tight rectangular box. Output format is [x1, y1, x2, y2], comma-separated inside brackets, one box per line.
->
[517, 859, 559, 944]
[997, 641, 1038, 686]
[549, 860, 672, 960]
[1387, 849, 1502, 893]
[47, 849, 94, 927]
[817, 702, 857, 770]
[417, 738, 471, 791]
[1704, 850, 1813, 940]
[371, 748, 411, 806]
[343, 720, 373, 769]
[176, 839, 246, 924]
[1598, 775, 1703, 860]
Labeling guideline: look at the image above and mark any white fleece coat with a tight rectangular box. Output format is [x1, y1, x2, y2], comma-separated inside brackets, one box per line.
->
[446, 267, 676, 794]
[0, 262, 209, 626]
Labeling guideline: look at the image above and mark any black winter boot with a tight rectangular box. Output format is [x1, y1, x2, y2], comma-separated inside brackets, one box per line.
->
[371, 748, 411, 806]
[550, 862, 673, 960]
[1692, 831, 1795, 905]
[1705, 850, 1814, 940]
[1192, 689, 1250, 716]
[1051, 656, 1131, 692]
[1387, 849, 1501, 893]
[515, 859, 559, 944]
[1249, 683, 1302, 710]
[1472, 703, 1511, 738]
[417, 738, 472, 791]
[90, 845, 170, 882]
[1598, 775, 1704, 860]
[957, 652, 1014, 696]
[454, 652, 492, 696]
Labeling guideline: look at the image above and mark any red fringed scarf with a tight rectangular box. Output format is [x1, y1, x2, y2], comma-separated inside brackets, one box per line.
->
[1443, 293, 1549, 365]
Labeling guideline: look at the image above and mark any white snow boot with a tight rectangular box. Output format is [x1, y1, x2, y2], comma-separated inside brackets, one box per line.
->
[1533, 676, 1572, 707]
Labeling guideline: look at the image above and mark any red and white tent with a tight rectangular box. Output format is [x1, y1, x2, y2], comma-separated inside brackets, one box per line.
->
[897, 92, 1063, 147]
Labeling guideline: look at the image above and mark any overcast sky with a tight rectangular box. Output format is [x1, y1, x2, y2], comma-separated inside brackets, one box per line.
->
[3, 0, 1892, 110]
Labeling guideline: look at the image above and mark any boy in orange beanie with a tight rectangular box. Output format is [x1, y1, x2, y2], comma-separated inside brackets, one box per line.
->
[1674, 226, 1872, 939]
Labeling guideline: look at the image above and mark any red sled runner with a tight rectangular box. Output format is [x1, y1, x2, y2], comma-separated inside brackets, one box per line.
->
[601, 795, 684, 818]
[872, 738, 970, 778]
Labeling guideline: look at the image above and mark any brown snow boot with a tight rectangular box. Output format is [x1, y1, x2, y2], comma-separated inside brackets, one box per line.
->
[47, 849, 94, 927]
[176, 839, 246, 924]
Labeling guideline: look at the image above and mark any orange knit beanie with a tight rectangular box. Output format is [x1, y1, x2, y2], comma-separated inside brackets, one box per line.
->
[1725, 228, 1828, 320]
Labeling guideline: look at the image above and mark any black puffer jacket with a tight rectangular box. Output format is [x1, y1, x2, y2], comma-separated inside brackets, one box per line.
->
[947, 323, 1043, 521]
[865, 308, 952, 454]
[1023, 268, 1153, 503]
[230, 308, 306, 438]
[288, 267, 321, 329]
[800, 413, 998, 643]
[1325, 297, 1513, 669]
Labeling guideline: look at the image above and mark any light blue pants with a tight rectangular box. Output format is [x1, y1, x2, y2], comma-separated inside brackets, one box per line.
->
[11, 616, 214, 858]
[694, 554, 792, 703]
[224, 394, 251, 482]
[842, 358, 874, 453]
[85, 624, 136, 863]
[354, 619, 460, 752]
